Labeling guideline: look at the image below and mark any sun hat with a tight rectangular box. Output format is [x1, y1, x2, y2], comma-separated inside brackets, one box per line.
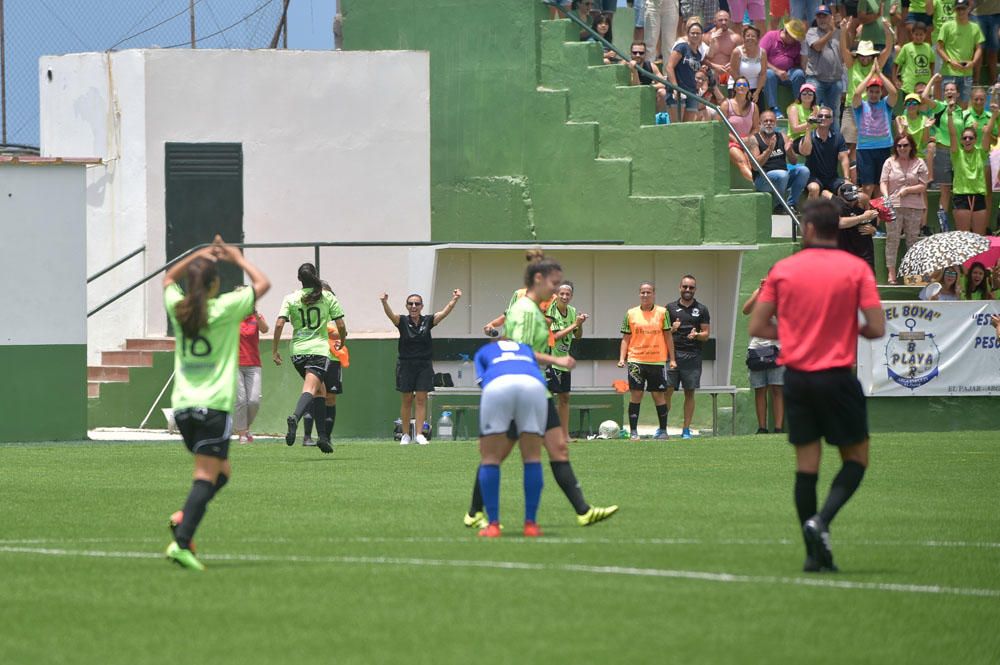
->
[854, 40, 880, 57]
[784, 18, 807, 41]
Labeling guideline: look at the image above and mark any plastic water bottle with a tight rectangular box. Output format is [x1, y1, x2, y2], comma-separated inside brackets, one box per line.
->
[457, 353, 471, 384]
[437, 411, 454, 440]
[619, 427, 629, 439]
[937, 207, 950, 233]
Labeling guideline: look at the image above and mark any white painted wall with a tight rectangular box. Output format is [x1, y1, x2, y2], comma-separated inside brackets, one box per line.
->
[40, 49, 430, 361]
[0, 164, 88, 346]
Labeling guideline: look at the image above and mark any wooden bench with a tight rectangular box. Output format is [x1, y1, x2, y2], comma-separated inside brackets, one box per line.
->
[429, 386, 623, 440]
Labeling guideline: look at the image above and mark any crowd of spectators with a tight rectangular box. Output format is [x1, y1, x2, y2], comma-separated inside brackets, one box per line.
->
[558, 0, 1000, 284]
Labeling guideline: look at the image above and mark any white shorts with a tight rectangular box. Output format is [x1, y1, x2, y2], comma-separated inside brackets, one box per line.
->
[479, 374, 548, 437]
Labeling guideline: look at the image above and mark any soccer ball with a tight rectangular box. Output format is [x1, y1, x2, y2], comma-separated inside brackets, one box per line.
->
[598, 420, 620, 439]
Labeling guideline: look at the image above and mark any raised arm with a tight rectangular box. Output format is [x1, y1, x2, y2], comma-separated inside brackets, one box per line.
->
[212, 238, 270, 300]
[840, 18, 855, 67]
[882, 72, 898, 107]
[433, 289, 462, 325]
[379, 292, 401, 326]
[878, 19, 894, 69]
[163, 245, 217, 288]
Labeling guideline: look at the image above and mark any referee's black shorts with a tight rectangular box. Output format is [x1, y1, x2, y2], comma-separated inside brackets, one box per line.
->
[784, 367, 869, 447]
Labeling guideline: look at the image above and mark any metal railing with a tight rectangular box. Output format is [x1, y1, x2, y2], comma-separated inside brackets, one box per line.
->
[543, 0, 800, 236]
[87, 245, 146, 283]
[86, 239, 624, 318]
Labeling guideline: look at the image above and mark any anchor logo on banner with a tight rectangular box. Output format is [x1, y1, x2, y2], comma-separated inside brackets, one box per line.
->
[885, 318, 941, 390]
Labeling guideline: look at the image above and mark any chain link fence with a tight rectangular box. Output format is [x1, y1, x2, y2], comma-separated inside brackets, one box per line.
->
[2, 0, 286, 149]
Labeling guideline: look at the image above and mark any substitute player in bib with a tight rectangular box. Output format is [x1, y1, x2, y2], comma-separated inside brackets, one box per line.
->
[380, 288, 462, 445]
[163, 235, 270, 571]
[749, 198, 884, 573]
[465, 256, 618, 528]
[272, 264, 347, 454]
[547, 282, 588, 442]
[618, 282, 676, 440]
[475, 339, 575, 538]
[482, 249, 555, 338]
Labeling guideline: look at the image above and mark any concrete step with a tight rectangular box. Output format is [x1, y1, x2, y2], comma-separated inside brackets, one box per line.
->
[125, 337, 174, 351]
[772, 213, 796, 239]
[88, 366, 130, 382]
[101, 350, 154, 367]
[88, 382, 102, 398]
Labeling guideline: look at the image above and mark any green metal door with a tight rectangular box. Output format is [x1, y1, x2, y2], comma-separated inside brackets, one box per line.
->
[165, 143, 244, 291]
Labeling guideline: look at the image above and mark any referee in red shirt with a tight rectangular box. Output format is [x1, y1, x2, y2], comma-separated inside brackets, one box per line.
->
[749, 198, 885, 573]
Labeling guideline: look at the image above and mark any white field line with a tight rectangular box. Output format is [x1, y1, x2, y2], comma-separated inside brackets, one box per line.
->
[0, 536, 998, 549]
[0, 545, 997, 599]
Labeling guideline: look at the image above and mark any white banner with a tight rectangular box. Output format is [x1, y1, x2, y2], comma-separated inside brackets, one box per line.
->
[857, 301, 1000, 396]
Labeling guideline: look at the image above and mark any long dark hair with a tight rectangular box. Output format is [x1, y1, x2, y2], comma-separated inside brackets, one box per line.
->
[298, 263, 323, 305]
[590, 13, 613, 43]
[965, 262, 991, 299]
[524, 257, 562, 288]
[174, 257, 218, 339]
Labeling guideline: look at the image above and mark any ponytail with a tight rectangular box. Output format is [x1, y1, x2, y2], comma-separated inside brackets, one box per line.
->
[524, 258, 562, 288]
[525, 247, 545, 263]
[298, 263, 323, 305]
[174, 257, 217, 339]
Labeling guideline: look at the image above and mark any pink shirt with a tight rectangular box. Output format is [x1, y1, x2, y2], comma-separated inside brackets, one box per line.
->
[725, 99, 757, 137]
[760, 30, 802, 72]
[759, 248, 882, 372]
[880, 156, 929, 210]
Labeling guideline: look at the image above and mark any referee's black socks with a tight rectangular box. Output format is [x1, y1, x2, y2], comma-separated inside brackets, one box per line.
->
[819, 461, 866, 526]
[628, 402, 640, 433]
[175, 479, 215, 550]
[551, 461, 589, 515]
[794, 471, 818, 525]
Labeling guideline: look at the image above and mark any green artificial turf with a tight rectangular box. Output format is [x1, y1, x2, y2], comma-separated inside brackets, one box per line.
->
[1, 433, 998, 665]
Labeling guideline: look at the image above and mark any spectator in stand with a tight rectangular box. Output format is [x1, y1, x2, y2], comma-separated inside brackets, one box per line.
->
[964, 261, 999, 298]
[752, 109, 812, 213]
[550, 0, 573, 19]
[644, 0, 680, 62]
[742, 279, 784, 434]
[919, 266, 962, 299]
[923, 74, 961, 230]
[585, 14, 620, 64]
[835, 182, 879, 273]
[904, 0, 935, 45]
[627, 41, 670, 114]
[962, 87, 999, 143]
[235, 308, 268, 444]
[788, 83, 819, 141]
[894, 21, 935, 96]
[851, 68, 898, 198]
[974, 0, 1000, 84]
[770, 0, 790, 30]
[730, 25, 768, 99]
[841, 29, 894, 166]
[705, 10, 742, 87]
[729, 0, 768, 35]
[937, 0, 984, 106]
[857, 1, 890, 73]
[631, 0, 646, 43]
[761, 19, 808, 119]
[932, 0, 960, 68]
[722, 75, 759, 181]
[948, 99, 997, 234]
[683, 0, 721, 28]
[795, 105, 852, 198]
[895, 92, 935, 164]
[694, 68, 728, 120]
[805, 6, 845, 130]
[666, 275, 711, 440]
[791, 0, 821, 22]
[880, 133, 930, 284]
[666, 18, 707, 122]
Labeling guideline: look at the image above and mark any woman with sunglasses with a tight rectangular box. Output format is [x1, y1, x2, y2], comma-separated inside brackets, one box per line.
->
[787, 83, 817, 141]
[947, 100, 998, 235]
[919, 266, 962, 300]
[723, 75, 758, 181]
[880, 133, 930, 284]
[380, 289, 462, 445]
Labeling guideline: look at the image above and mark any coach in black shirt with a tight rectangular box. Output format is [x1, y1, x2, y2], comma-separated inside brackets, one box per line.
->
[666, 275, 711, 440]
[380, 289, 462, 445]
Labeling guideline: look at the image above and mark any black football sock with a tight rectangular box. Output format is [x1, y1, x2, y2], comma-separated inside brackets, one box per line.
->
[325, 405, 336, 437]
[303, 413, 313, 438]
[794, 471, 818, 525]
[214, 472, 229, 496]
[550, 460, 590, 515]
[311, 397, 327, 440]
[469, 470, 484, 516]
[628, 402, 640, 432]
[174, 479, 215, 550]
[293, 392, 313, 421]
[819, 461, 866, 527]
[655, 404, 668, 430]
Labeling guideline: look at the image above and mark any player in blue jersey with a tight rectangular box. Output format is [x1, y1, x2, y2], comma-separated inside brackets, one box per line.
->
[474, 339, 575, 538]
